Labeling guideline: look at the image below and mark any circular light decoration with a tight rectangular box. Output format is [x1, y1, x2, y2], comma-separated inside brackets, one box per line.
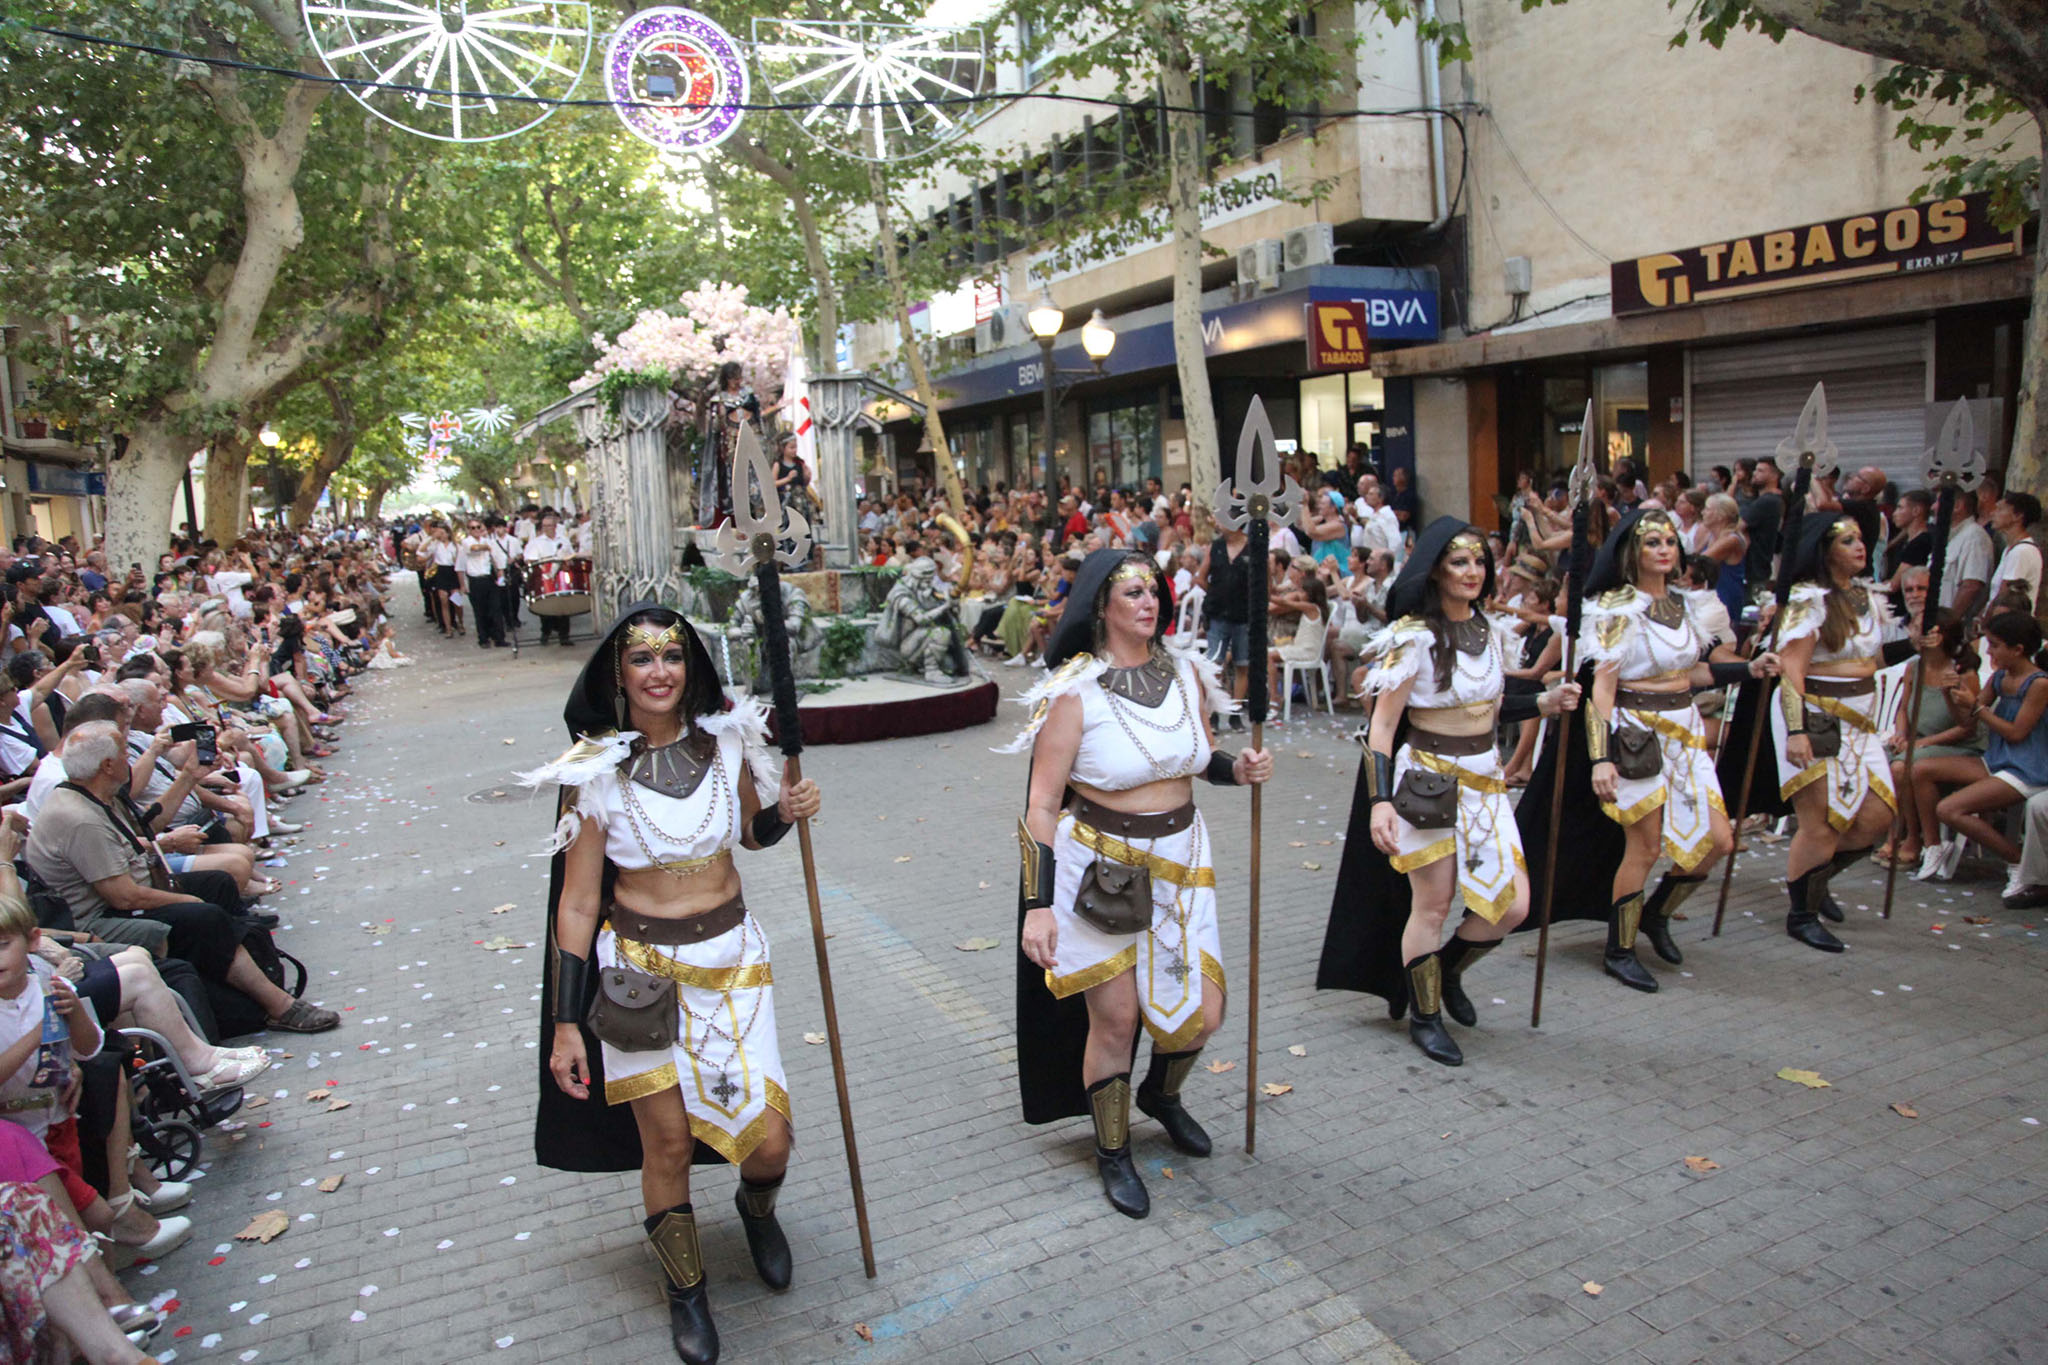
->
[605, 7, 748, 151]
[301, 1, 594, 143]
[752, 19, 985, 163]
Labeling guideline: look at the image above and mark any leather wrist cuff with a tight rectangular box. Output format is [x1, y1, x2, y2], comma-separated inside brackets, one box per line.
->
[1018, 818, 1056, 910]
[1707, 659, 1753, 686]
[1585, 706, 1610, 762]
[1203, 750, 1239, 786]
[553, 948, 591, 1024]
[749, 806, 793, 847]
[1365, 748, 1395, 806]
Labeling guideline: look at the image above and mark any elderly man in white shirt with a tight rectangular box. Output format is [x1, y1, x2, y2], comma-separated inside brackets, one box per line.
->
[522, 512, 577, 645]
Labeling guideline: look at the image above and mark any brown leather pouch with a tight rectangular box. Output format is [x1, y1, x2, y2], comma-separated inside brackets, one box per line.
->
[1612, 727, 1663, 780]
[1392, 769, 1458, 829]
[586, 962, 680, 1052]
[1804, 705, 1842, 759]
[1073, 860, 1154, 935]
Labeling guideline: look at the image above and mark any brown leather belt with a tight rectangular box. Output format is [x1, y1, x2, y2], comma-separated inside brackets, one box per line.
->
[1804, 675, 1875, 698]
[1616, 687, 1694, 712]
[1068, 794, 1196, 840]
[1406, 726, 1494, 757]
[608, 894, 746, 945]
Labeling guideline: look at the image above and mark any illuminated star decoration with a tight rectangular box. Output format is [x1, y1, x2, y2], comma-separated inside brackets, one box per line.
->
[751, 19, 986, 163]
[399, 405, 513, 471]
[300, 0, 595, 143]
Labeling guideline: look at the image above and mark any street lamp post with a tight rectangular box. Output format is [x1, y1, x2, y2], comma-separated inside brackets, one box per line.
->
[1026, 295, 1116, 549]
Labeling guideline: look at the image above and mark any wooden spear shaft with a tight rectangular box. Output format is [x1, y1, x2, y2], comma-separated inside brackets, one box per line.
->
[1880, 484, 1955, 921]
[1529, 636, 1573, 1029]
[1243, 511, 1270, 1156]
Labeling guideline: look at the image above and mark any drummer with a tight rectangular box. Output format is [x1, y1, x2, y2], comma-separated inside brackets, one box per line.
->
[525, 510, 584, 647]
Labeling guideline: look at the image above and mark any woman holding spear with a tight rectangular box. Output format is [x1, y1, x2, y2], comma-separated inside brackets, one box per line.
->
[523, 602, 821, 1364]
[1006, 549, 1270, 1218]
[1316, 518, 1579, 1067]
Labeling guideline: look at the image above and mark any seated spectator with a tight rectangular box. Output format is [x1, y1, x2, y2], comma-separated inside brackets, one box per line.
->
[22, 722, 335, 1035]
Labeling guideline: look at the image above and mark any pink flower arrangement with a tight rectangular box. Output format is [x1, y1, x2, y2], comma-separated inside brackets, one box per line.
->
[573, 282, 795, 394]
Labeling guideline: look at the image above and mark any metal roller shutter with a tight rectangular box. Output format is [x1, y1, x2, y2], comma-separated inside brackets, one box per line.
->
[1687, 325, 1931, 492]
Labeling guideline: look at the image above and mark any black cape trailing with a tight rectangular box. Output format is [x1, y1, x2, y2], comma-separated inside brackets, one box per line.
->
[534, 602, 729, 1174]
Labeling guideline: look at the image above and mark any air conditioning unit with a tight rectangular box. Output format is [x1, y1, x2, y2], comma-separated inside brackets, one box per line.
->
[1283, 222, 1335, 271]
[1237, 238, 1283, 295]
[974, 304, 1027, 355]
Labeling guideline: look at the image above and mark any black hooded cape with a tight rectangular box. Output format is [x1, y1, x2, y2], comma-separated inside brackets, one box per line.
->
[534, 602, 731, 1173]
[1015, 551, 1172, 1124]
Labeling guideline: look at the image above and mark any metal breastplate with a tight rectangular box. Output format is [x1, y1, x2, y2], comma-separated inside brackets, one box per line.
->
[625, 736, 714, 801]
[1100, 655, 1177, 709]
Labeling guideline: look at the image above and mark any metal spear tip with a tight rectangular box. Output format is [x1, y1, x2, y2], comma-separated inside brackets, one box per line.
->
[1774, 381, 1840, 479]
[1212, 395, 1303, 530]
[1922, 397, 1988, 492]
[1567, 399, 1598, 508]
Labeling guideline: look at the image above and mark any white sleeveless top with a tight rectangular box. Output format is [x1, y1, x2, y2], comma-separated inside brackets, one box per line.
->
[1362, 615, 1503, 708]
[1776, 582, 1884, 666]
[1580, 585, 1713, 680]
[998, 647, 1236, 794]
[518, 693, 781, 863]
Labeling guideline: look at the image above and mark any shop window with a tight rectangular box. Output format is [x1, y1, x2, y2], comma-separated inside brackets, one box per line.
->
[1086, 395, 1161, 490]
[1298, 373, 1347, 466]
[1006, 409, 1044, 491]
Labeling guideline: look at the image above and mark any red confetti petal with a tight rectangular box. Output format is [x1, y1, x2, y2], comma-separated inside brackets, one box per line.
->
[175, 1326, 194, 1337]
[207, 1257, 225, 1266]
[258, 1121, 272, 1128]
[162, 1299, 180, 1313]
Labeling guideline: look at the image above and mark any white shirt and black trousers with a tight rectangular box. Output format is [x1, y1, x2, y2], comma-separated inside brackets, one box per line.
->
[461, 535, 510, 647]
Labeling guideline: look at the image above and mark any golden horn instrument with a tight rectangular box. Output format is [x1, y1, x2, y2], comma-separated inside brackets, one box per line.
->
[934, 512, 973, 593]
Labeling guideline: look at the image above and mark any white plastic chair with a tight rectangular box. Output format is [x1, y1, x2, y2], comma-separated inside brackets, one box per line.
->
[1278, 611, 1333, 722]
[1174, 584, 1206, 642]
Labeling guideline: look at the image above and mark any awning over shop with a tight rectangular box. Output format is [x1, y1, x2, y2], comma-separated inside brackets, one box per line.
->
[932, 265, 1440, 410]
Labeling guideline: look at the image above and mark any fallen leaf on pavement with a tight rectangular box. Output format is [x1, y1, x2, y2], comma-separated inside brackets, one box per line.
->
[1302, 862, 1322, 871]
[1162, 1167, 1174, 1180]
[1963, 915, 1992, 925]
[894, 855, 912, 863]
[243, 1096, 269, 1110]
[853, 1323, 873, 1344]
[501, 738, 516, 745]
[1205, 1059, 1236, 1074]
[327, 1099, 352, 1113]
[236, 1211, 291, 1244]
[304, 1088, 335, 1102]
[318, 1175, 345, 1193]
[977, 881, 991, 890]
[802, 1032, 826, 1046]
[480, 936, 529, 951]
[1582, 1281, 1603, 1297]
[490, 903, 515, 915]
[1287, 1044, 1307, 1057]
[1261, 1082, 1292, 1097]
[1891, 1102, 1919, 1119]
[954, 937, 999, 952]
[1288, 841, 1307, 848]
[1295, 750, 1311, 759]
[1682, 1156, 1720, 1172]
[1776, 1068, 1831, 1088]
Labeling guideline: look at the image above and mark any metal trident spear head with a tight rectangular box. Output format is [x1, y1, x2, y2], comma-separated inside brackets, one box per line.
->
[1774, 381, 1841, 480]
[1211, 396, 1303, 531]
[1567, 398, 1597, 510]
[1924, 397, 1989, 492]
[708, 420, 813, 575]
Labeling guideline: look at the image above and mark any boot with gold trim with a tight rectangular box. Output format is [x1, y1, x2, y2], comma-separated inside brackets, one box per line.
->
[1405, 954, 1462, 1066]
[644, 1202, 719, 1364]
[1640, 873, 1704, 965]
[1087, 1073, 1149, 1218]
[1603, 893, 1659, 992]
[734, 1175, 792, 1291]
[1135, 1048, 1211, 1157]
[1435, 936, 1497, 1028]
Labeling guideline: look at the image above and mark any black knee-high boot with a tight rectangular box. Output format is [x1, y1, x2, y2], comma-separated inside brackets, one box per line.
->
[1136, 1049, 1211, 1157]
[1640, 873, 1705, 965]
[1785, 866, 1846, 952]
[734, 1175, 792, 1291]
[1604, 892, 1659, 992]
[1813, 843, 1868, 923]
[645, 1203, 718, 1364]
[1405, 954, 1463, 1066]
[1436, 936, 1497, 1028]
[1088, 1074, 1149, 1219]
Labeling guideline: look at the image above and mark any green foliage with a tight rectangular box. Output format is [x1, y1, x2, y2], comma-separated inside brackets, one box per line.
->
[684, 566, 745, 594]
[819, 616, 870, 679]
[1858, 66, 2038, 233]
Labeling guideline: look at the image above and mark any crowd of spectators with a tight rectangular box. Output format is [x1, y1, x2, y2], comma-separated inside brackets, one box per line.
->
[0, 518, 395, 1361]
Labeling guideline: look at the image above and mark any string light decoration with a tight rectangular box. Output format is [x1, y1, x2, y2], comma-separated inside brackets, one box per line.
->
[751, 18, 985, 162]
[300, 0, 594, 143]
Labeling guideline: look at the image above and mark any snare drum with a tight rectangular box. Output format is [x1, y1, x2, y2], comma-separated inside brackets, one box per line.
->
[525, 558, 592, 617]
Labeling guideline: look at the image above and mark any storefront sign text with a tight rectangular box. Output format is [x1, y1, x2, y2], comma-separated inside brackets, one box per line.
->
[1612, 193, 2020, 316]
[1305, 300, 1370, 371]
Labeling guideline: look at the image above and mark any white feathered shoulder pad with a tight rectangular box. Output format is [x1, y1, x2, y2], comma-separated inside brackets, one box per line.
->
[993, 653, 1107, 754]
[1178, 641, 1239, 720]
[1579, 585, 1647, 667]
[699, 691, 782, 805]
[515, 730, 634, 853]
[1775, 583, 1828, 647]
[1362, 616, 1434, 695]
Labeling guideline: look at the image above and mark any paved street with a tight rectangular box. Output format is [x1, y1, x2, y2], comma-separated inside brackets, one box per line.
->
[145, 582, 2046, 1365]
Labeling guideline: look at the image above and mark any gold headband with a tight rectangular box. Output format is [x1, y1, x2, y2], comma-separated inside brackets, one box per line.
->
[1830, 518, 1858, 540]
[1632, 511, 1679, 540]
[1448, 532, 1486, 555]
[1109, 560, 1154, 585]
[623, 621, 685, 654]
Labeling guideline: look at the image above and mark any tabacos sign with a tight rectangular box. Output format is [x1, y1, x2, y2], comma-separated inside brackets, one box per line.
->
[1612, 193, 2022, 316]
[1305, 300, 1369, 371]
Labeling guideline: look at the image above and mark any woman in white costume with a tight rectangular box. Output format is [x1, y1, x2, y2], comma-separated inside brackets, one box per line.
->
[524, 603, 820, 1365]
[1007, 550, 1270, 1218]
